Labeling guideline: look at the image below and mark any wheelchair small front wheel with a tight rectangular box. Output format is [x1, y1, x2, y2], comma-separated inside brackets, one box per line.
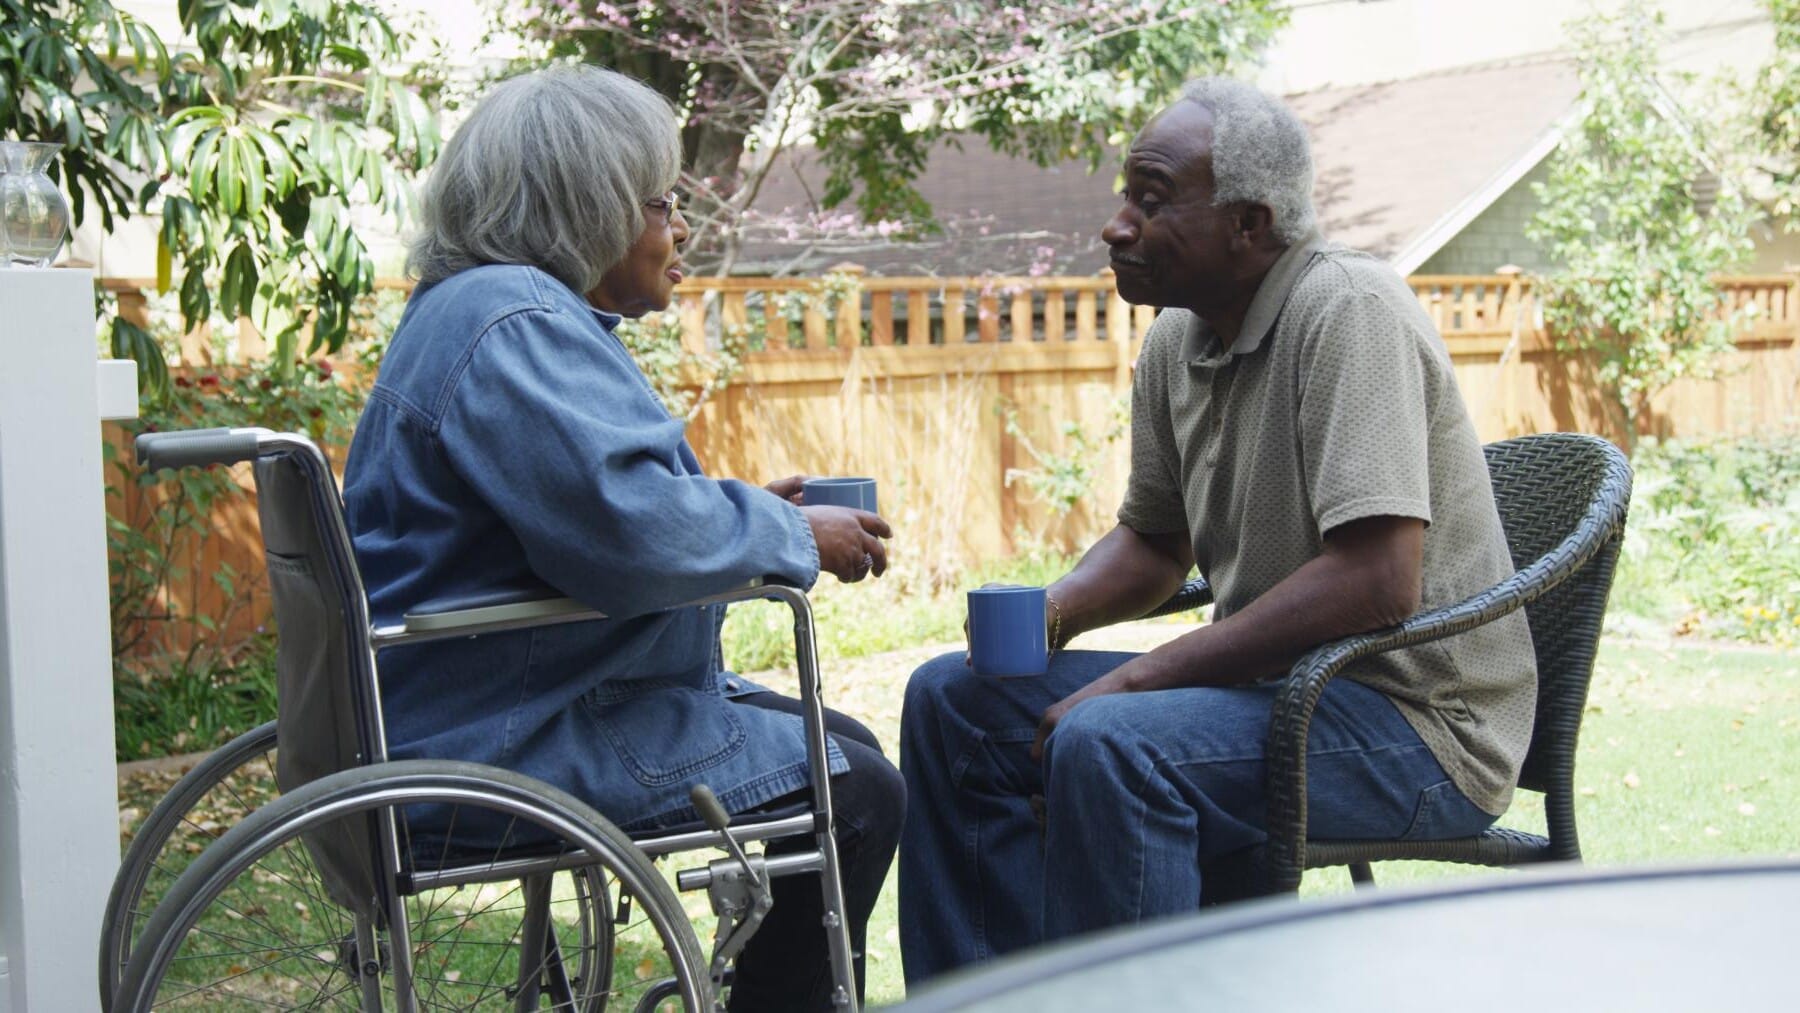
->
[114, 760, 709, 1012]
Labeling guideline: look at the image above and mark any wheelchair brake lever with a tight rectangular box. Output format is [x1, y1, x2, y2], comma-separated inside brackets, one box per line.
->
[690, 785, 775, 989]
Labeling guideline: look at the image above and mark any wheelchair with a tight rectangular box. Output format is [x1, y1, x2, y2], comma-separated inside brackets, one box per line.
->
[104, 427, 862, 1011]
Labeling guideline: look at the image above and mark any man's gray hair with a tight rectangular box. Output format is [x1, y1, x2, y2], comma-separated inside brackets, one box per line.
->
[1178, 78, 1316, 245]
[408, 64, 681, 294]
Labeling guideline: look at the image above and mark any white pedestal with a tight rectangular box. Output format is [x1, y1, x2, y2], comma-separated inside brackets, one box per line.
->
[95, 360, 139, 422]
[0, 268, 120, 1012]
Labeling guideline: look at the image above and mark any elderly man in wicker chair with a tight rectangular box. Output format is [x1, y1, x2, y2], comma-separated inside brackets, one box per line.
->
[897, 77, 1538, 984]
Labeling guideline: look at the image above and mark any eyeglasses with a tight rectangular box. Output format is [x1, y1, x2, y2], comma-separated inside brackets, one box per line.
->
[644, 190, 682, 223]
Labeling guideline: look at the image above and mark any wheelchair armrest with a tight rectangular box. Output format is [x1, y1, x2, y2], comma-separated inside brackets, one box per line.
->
[377, 578, 777, 646]
[403, 594, 601, 633]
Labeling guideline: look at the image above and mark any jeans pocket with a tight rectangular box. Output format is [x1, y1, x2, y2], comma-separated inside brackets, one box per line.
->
[1400, 780, 1467, 841]
[585, 684, 748, 787]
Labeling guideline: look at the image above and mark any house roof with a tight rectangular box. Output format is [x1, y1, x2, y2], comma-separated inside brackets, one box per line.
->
[736, 56, 1582, 277]
[1290, 56, 1581, 273]
[732, 140, 1121, 277]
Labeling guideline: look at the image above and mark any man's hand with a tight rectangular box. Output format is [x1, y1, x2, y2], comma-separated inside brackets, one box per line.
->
[802, 505, 891, 583]
[1034, 514, 1427, 759]
[764, 474, 809, 505]
[1031, 667, 1135, 760]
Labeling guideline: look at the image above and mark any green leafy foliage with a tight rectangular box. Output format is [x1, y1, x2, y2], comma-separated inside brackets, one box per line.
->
[1, 0, 441, 389]
[1749, 0, 1800, 229]
[0, 0, 168, 229]
[113, 635, 277, 761]
[1003, 397, 1129, 518]
[156, 0, 441, 364]
[615, 307, 746, 422]
[1526, 0, 1757, 448]
[1612, 432, 1800, 647]
[106, 289, 398, 720]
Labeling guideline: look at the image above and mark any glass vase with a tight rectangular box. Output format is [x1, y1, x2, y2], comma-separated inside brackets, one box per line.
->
[0, 141, 71, 269]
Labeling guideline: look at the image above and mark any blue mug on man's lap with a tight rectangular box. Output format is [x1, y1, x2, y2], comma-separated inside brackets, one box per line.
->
[967, 585, 1048, 677]
[802, 476, 878, 513]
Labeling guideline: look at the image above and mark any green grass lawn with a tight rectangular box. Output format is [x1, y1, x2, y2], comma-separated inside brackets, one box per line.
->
[116, 635, 1798, 1009]
[820, 635, 1800, 1008]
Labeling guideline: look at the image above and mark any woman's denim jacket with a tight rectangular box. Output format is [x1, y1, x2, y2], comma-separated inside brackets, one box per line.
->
[342, 265, 841, 829]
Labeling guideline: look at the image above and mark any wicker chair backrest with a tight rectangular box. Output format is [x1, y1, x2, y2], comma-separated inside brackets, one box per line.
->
[1482, 433, 1632, 796]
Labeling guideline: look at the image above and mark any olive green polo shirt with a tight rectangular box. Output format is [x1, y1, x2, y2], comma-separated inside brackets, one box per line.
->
[1119, 232, 1536, 815]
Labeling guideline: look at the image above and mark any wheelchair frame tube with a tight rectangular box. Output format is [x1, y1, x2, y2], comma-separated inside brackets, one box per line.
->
[765, 583, 860, 1011]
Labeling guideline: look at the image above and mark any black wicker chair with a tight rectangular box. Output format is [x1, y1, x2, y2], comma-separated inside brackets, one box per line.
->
[1262, 432, 1632, 891]
[1145, 432, 1632, 897]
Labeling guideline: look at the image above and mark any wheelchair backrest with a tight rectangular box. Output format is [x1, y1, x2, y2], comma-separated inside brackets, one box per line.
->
[254, 446, 389, 916]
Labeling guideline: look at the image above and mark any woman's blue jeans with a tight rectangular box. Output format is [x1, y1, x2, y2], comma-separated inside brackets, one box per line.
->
[897, 649, 1496, 986]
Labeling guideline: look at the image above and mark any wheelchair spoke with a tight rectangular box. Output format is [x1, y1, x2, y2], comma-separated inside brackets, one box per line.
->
[152, 928, 359, 1009]
[403, 807, 601, 1010]
[171, 910, 350, 1000]
[120, 767, 709, 1012]
[106, 733, 284, 1004]
[159, 942, 355, 1010]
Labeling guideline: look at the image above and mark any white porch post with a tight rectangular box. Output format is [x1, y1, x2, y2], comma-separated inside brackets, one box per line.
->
[0, 267, 125, 1012]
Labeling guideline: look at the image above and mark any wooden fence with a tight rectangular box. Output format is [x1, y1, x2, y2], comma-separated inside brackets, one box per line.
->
[674, 270, 1800, 564]
[103, 269, 1799, 655]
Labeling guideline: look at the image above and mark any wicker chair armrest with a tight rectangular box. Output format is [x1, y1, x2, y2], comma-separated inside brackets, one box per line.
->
[1260, 485, 1629, 888]
[1141, 577, 1213, 619]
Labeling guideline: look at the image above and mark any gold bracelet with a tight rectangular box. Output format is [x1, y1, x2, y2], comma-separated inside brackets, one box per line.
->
[1046, 592, 1064, 657]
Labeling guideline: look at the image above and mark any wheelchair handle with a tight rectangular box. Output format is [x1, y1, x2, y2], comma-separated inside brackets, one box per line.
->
[690, 784, 733, 832]
[136, 428, 264, 471]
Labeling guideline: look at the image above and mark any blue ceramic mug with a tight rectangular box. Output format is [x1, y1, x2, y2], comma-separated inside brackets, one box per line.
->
[802, 477, 879, 513]
[968, 585, 1048, 677]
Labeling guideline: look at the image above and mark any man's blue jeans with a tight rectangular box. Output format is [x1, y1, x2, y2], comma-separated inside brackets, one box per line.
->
[898, 649, 1497, 985]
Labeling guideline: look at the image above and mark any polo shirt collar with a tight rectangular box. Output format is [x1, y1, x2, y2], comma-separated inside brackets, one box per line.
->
[590, 306, 624, 332]
[1182, 228, 1326, 365]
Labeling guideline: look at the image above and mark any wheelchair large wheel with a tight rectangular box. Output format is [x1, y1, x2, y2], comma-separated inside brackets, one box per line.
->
[115, 760, 709, 1012]
[102, 720, 283, 1008]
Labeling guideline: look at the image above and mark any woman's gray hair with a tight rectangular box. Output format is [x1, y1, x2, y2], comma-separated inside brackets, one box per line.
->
[1178, 78, 1317, 245]
[408, 64, 682, 293]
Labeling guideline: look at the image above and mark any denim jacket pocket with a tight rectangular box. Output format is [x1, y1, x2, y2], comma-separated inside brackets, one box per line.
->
[584, 682, 748, 788]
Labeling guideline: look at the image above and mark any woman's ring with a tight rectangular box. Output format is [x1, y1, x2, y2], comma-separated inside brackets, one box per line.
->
[856, 552, 873, 575]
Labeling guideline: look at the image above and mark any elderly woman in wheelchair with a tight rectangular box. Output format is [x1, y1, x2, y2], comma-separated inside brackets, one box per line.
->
[107, 65, 901, 1013]
[349, 61, 904, 1012]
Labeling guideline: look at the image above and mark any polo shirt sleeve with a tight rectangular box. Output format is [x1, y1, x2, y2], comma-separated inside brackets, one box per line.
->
[437, 305, 820, 617]
[1117, 312, 1190, 534]
[1296, 289, 1434, 535]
